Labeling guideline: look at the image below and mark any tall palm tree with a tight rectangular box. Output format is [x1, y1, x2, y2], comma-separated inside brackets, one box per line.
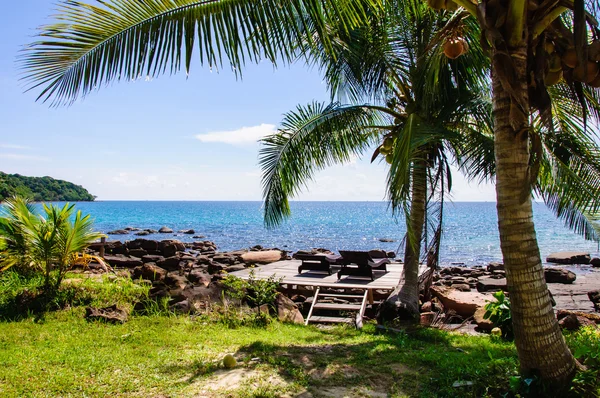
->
[259, 0, 493, 319]
[19, 0, 600, 383]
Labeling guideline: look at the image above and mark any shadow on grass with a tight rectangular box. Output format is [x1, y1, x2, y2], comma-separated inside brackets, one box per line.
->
[160, 324, 519, 398]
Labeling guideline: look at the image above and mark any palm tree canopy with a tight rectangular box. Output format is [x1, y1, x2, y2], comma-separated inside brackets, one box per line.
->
[20, 0, 377, 106]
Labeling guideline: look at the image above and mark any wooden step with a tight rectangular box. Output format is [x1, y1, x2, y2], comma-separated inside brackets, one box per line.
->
[313, 303, 362, 310]
[308, 316, 355, 324]
[319, 293, 365, 299]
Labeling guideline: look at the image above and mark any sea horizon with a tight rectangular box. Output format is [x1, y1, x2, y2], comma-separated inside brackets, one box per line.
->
[35, 201, 599, 267]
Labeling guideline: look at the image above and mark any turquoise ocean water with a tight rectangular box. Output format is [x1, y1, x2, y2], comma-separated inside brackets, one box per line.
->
[58, 201, 599, 267]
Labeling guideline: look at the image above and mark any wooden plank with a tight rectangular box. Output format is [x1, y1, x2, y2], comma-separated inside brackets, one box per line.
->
[309, 316, 354, 324]
[356, 290, 369, 329]
[313, 303, 362, 310]
[305, 287, 320, 326]
[319, 294, 365, 299]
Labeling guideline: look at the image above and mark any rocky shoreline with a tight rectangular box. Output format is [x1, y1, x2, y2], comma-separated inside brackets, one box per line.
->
[83, 237, 600, 331]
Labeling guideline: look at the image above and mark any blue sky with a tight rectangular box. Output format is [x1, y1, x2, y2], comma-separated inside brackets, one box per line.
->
[0, 0, 496, 201]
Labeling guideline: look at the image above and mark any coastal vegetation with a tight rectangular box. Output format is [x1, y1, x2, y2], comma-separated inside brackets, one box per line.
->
[0, 172, 95, 202]
[16, 0, 600, 388]
[0, 196, 104, 294]
[0, 269, 599, 397]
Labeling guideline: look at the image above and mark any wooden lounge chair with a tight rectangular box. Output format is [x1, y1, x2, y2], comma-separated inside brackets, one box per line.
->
[295, 253, 342, 275]
[338, 250, 390, 281]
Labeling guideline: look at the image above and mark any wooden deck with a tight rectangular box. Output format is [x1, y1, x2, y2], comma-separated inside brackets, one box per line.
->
[230, 260, 417, 291]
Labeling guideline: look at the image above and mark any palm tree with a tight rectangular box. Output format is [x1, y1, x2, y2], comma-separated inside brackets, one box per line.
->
[0, 196, 104, 292]
[19, 0, 600, 383]
[259, 1, 493, 320]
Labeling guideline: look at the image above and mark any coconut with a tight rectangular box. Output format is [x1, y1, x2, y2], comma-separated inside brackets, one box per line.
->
[223, 354, 237, 369]
[379, 146, 390, 156]
[382, 137, 394, 151]
[589, 72, 600, 88]
[562, 48, 577, 69]
[427, 0, 446, 10]
[491, 327, 502, 337]
[443, 38, 466, 59]
[385, 153, 393, 164]
[573, 61, 599, 83]
[544, 69, 563, 86]
[547, 53, 562, 72]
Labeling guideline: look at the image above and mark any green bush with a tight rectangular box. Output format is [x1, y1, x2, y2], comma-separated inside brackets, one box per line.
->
[222, 270, 282, 308]
[484, 290, 513, 340]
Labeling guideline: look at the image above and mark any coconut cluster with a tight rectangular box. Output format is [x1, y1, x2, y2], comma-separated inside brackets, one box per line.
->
[379, 136, 396, 164]
[545, 41, 600, 87]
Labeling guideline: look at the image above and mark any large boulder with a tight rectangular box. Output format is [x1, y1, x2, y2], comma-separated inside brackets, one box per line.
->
[544, 268, 577, 284]
[557, 309, 599, 330]
[476, 277, 507, 292]
[546, 252, 590, 265]
[487, 262, 504, 272]
[141, 254, 165, 264]
[588, 290, 600, 311]
[159, 226, 173, 233]
[157, 256, 182, 271]
[85, 305, 128, 324]
[134, 263, 167, 282]
[126, 239, 159, 252]
[128, 249, 147, 258]
[275, 293, 304, 324]
[103, 255, 143, 268]
[107, 229, 129, 235]
[591, 258, 600, 268]
[473, 307, 494, 331]
[159, 240, 185, 257]
[430, 286, 489, 317]
[241, 250, 284, 265]
[188, 269, 211, 286]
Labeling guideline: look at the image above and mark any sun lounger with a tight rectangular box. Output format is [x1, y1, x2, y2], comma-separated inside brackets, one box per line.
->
[295, 253, 341, 275]
[338, 250, 390, 281]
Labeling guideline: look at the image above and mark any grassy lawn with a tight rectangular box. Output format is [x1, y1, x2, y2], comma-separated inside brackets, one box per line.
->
[0, 309, 521, 397]
[0, 273, 597, 397]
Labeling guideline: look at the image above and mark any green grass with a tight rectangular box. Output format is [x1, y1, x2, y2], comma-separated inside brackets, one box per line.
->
[0, 309, 521, 397]
[0, 272, 598, 397]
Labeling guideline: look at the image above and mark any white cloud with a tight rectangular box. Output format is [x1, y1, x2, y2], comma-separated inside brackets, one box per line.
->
[0, 153, 49, 161]
[0, 144, 32, 150]
[195, 123, 276, 145]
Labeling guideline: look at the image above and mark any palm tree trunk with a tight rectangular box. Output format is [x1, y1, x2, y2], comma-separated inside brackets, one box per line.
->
[492, 45, 577, 381]
[378, 160, 427, 322]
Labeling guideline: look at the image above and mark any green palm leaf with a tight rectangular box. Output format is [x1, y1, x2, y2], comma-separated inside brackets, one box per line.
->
[259, 102, 383, 227]
[20, 0, 375, 105]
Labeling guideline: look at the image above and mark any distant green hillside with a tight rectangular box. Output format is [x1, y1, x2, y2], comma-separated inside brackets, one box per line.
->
[0, 172, 95, 202]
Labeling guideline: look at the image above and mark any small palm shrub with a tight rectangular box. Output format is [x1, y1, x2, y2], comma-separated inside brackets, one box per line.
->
[0, 196, 104, 294]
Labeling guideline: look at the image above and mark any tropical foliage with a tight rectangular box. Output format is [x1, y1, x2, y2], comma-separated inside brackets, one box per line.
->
[0, 172, 95, 202]
[17, 0, 600, 384]
[0, 196, 104, 292]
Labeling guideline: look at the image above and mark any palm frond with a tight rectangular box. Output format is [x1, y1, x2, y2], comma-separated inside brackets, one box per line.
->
[20, 0, 374, 105]
[259, 101, 383, 227]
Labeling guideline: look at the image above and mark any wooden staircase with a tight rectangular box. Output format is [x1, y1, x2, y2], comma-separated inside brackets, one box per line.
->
[305, 287, 371, 328]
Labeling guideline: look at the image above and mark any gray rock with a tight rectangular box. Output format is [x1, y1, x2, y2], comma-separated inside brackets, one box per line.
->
[141, 254, 164, 264]
[134, 263, 167, 282]
[487, 262, 504, 272]
[85, 305, 128, 324]
[107, 229, 129, 235]
[546, 251, 591, 265]
[128, 249, 147, 258]
[135, 231, 150, 236]
[103, 255, 143, 268]
[591, 258, 600, 267]
[275, 293, 304, 324]
[157, 256, 182, 271]
[159, 226, 173, 233]
[476, 277, 507, 292]
[545, 268, 577, 284]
